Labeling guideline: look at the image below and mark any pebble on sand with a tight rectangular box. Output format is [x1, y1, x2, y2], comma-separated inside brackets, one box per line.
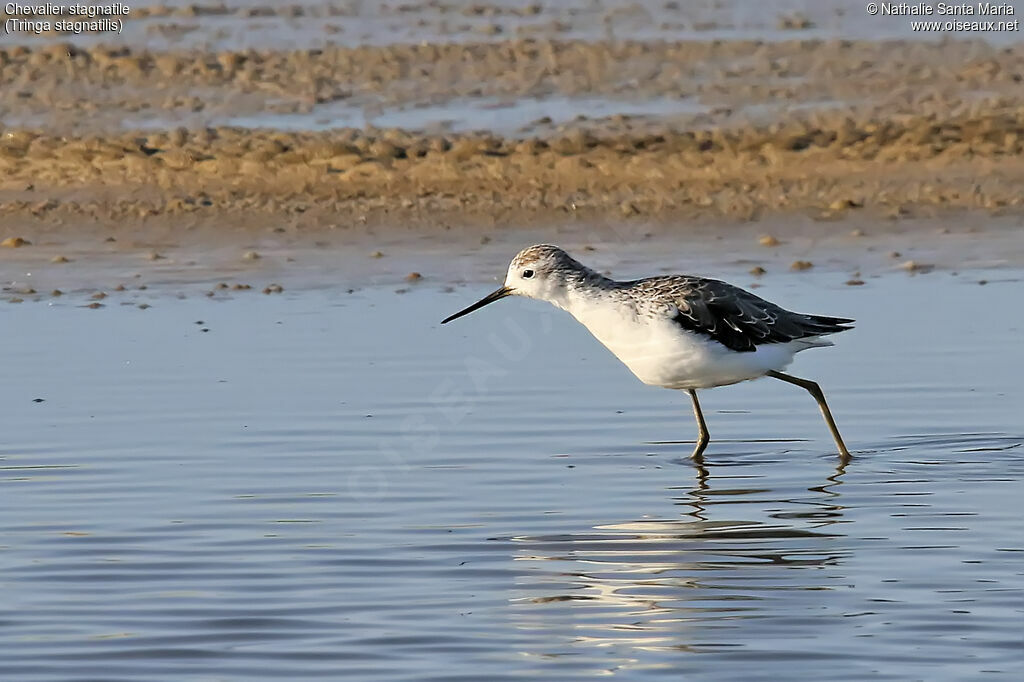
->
[262, 283, 284, 294]
[790, 260, 814, 271]
[901, 260, 933, 273]
[1, 237, 30, 248]
[243, 250, 261, 261]
[778, 12, 814, 29]
[749, 266, 766, 276]
[405, 272, 423, 282]
[829, 198, 863, 211]
[759, 235, 780, 247]
[51, 255, 71, 263]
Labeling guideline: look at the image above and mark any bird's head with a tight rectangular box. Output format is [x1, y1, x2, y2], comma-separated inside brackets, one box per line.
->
[441, 244, 579, 323]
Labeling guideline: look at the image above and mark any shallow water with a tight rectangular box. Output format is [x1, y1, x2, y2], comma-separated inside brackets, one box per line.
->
[221, 95, 705, 135]
[2, 270, 1023, 680]
[115, 94, 704, 137]
[127, 94, 840, 136]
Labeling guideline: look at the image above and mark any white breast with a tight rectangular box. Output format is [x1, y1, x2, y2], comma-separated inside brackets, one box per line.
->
[563, 293, 803, 390]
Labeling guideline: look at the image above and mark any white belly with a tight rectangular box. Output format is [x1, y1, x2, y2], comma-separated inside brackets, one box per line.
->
[568, 300, 807, 390]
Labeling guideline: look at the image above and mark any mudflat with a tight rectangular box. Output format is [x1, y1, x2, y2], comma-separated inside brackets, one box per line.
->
[2, 36, 1023, 235]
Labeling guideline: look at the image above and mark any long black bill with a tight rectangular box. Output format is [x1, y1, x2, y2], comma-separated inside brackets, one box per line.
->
[441, 286, 511, 324]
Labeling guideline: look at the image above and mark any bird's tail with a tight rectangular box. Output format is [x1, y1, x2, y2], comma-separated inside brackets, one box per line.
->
[801, 315, 855, 337]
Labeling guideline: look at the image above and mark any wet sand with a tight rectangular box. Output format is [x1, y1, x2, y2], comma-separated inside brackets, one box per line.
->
[2, 5, 1023, 296]
[3, 210, 1023, 307]
[2, 36, 1024, 246]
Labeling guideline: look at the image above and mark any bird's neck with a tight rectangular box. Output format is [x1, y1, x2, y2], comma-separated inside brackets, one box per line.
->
[549, 268, 616, 313]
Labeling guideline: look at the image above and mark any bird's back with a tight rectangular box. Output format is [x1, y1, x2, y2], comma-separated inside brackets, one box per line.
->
[617, 274, 854, 354]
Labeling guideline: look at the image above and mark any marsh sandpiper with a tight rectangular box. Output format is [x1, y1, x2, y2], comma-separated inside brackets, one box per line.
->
[442, 245, 853, 460]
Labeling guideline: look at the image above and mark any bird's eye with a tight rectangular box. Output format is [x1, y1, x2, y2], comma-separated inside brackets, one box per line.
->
[522, 269, 534, 279]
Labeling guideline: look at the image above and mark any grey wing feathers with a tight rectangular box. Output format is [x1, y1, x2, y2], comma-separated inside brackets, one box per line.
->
[637, 276, 854, 353]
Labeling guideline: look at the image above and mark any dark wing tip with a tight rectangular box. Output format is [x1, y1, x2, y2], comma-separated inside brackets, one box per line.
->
[801, 314, 855, 336]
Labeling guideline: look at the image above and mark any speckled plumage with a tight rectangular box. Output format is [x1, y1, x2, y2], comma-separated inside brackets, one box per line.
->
[509, 243, 853, 358]
[618, 275, 853, 353]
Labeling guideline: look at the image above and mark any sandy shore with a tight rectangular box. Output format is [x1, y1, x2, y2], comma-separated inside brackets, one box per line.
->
[2, 29, 1023, 297]
[3, 38, 1024, 228]
[3, 107, 1024, 227]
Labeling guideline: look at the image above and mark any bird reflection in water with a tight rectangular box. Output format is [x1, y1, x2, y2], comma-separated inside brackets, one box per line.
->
[507, 454, 850, 670]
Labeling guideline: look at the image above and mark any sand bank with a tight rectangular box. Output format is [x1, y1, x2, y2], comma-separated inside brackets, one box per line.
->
[1, 34, 1023, 299]
[2, 106, 1024, 229]
[1, 38, 1022, 228]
